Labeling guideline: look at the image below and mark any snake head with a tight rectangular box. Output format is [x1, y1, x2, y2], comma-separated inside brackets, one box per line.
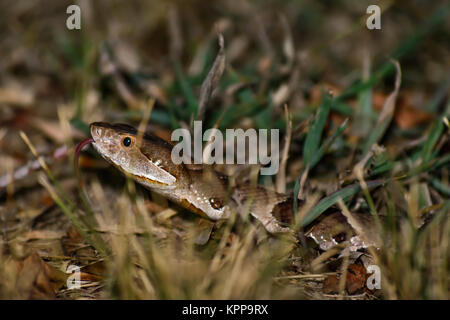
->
[89, 122, 178, 187]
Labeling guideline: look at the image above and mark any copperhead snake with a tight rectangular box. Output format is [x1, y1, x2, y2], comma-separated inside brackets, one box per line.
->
[76, 122, 393, 250]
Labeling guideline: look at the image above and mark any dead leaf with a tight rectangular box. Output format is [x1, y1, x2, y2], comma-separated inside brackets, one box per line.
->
[16, 251, 66, 299]
[272, 84, 290, 108]
[141, 80, 168, 105]
[345, 263, 367, 294]
[79, 272, 103, 282]
[258, 56, 272, 75]
[377, 60, 401, 124]
[0, 83, 34, 107]
[323, 274, 339, 294]
[322, 263, 368, 295]
[83, 260, 106, 276]
[372, 91, 387, 111]
[280, 13, 295, 67]
[31, 118, 84, 144]
[373, 91, 433, 129]
[194, 218, 215, 245]
[394, 96, 433, 129]
[66, 226, 83, 243]
[197, 34, 226, 120]
[20, 230, 65, 242]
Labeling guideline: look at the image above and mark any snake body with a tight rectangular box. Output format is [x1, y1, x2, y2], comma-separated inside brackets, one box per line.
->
[85, 122, 392, 250]
[88, 122, 297, 233]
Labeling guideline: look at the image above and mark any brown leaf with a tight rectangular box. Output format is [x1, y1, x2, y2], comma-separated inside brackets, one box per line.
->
[394, 96, 433, 129]
[63, 226, 85, 255]
[31, 117, 84, 144]
[141, 81, 168, 105]
[66, 226, 83, 243]
[43, 262, 69, 292]
[83, 260, 106, 276]
[79, 272, 103, 282]
[323, 274, 339, 294]
[258, 57, 272, 76]
[372, 91, 387, 111]
[0, 83, 34, 107]
[322, 263, 368, 295]
[21, 230, 65, 241]
[194, 218, 215, 245]
[16, 251, 59, 299]
[41, 194, 54, 207]
[345, 263, 367, 294]
[373, 91, 433, 129]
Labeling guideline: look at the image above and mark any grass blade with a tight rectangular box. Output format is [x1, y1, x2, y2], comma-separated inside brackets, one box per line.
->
[300, 179, 386, 227]
[362, 60, 401, 154]
[308, 118, 348, 170]
[303, 93, 332, 168]
[420, 117, 446, 164]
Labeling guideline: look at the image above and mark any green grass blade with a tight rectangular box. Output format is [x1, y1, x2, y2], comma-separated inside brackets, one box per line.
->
[173, 60, 198, 118]
[303, 93, 332, 167]
[420, 117, 445, 164]
[308, 118, 348, 170]
[300, 179, 386, 227]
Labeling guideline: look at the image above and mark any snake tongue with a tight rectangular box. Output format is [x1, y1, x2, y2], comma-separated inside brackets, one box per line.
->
[74, 137, 96, 207]
[74, 137, 94, 173]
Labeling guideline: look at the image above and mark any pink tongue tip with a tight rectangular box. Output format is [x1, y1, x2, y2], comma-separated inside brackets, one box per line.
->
[75, 137, 94, 154]
[74, 137, 95, 205]
[74, 137, 94, 171]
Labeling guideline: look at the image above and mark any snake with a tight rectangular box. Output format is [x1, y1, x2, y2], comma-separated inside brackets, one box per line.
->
[75, 122, 390, 250]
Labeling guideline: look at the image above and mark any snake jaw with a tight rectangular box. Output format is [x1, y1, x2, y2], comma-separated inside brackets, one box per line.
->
[89, 122, 177, 187]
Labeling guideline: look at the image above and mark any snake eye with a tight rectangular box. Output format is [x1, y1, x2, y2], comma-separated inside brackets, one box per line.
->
[209, 197, 224, 210]
[122, 137, 132, 147]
